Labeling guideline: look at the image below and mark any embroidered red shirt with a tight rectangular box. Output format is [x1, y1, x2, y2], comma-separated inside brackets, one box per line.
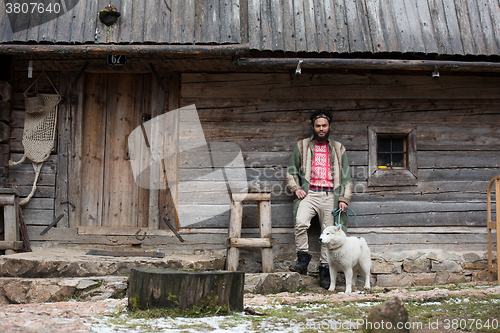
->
[310, 142, 334, 188]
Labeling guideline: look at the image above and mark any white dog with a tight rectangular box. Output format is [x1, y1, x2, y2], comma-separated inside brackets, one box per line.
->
[319, 225, 371, 293]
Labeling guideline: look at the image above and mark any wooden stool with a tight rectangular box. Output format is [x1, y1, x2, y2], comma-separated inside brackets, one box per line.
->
[226, 192, 274, 273]
[0, 189, 22, 255]
[487, 176, 500, 283]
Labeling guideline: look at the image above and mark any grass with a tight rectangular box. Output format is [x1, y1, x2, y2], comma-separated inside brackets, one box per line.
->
[128, 291, 232, 319]
[95, 286, 500, 332]
[406, 294, 500, 332]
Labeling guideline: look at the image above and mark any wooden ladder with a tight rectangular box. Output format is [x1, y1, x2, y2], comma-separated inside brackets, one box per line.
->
[487, 175, 500, 283]
[226, 192, 274, 273]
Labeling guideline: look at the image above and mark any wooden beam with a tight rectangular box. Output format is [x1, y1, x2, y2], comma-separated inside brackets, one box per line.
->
[77, 226, 177, 236]
[236, 57, 500, 73]
[0, 43, 251, 56]
[232, 192, 271, 202]
[226, 237, 275, 248]
[0, 241, 23, 250]
[0, 195, 15, 205]
[176, 226, 489, 234]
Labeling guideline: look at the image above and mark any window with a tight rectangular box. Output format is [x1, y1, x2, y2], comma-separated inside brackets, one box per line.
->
[368, 126, 417, 186]
[377, 136, 407, 169]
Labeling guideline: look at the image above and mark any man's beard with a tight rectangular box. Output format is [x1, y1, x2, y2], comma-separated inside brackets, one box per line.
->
[314, 129, 330, 143]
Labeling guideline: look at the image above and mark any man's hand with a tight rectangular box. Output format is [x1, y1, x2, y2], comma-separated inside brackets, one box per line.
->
[339, 201, 347, 212]
[295, 189, 307, 200]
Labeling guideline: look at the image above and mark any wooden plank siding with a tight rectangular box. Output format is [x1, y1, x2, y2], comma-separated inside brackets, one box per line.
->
[25, 226, 493, 253]
[5, 62, 500, 255]
[0, 0, 241, 45]
[8, 70, 60, 228]
[179, 72, 500, 231]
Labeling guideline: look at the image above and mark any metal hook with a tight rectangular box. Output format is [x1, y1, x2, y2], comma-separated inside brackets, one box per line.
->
[295, 60, 303, 75]
[135, 229, 147, 241]
[432, 65, 440, 78]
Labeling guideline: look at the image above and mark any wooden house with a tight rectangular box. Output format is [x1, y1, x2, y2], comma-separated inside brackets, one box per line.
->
[0, 0, 499, 277]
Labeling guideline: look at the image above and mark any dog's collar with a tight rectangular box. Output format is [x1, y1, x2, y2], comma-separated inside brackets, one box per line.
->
[330, 245, 342, 251]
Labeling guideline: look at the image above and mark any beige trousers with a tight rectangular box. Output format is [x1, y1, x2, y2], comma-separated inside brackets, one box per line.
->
[294, 190, 335, 264]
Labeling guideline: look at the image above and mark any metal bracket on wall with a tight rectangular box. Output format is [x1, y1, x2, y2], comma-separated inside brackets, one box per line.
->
[40, 213, 65, 235]
[61, 200, 76, 209]
[71, 61, 90, 89]
[149, 63, 165, 90]
[163, 217, 184, 242]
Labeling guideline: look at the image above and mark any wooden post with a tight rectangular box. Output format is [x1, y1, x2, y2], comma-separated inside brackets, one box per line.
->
[148, 71, 164, 230]
[226, 199, 243, 271]
[159, 72, 180, 230]
[486, 176, 500, 283]
[259, 199, 273, 273]
[226, 192, 273, 272]
[496, 178, 500, 284]
[4, 205, 18, 255]
[1, 189, 20, 255]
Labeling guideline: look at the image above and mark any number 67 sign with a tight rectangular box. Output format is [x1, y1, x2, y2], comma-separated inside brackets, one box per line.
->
[107, 55, 127, 66]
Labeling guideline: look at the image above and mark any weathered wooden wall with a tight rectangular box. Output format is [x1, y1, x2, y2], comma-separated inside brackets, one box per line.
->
[6, 61, 500, 253]
[179, 71, 500, 252]
[9, 71, 59, 231]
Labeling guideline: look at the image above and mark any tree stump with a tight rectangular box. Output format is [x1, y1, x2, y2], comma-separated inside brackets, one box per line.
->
[128, 267, 245, 312]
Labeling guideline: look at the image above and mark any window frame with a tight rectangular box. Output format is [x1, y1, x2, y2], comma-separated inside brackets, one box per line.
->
[368, 125, 417, 187]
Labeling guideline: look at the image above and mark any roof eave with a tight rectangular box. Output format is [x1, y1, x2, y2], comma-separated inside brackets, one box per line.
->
[0, 43, 251, 56]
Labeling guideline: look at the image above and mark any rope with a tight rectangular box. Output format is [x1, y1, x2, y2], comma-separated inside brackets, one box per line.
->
[19, 163, 42, 206]
[331, 207, 356, 227]
[18, 205, 32, 252]
[8, 70, 60, 206]
[8, 154, 25, 167]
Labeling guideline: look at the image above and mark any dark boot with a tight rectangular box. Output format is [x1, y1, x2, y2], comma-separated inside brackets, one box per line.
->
[319, 264, 331, 289]
[289, 251, 312, 275]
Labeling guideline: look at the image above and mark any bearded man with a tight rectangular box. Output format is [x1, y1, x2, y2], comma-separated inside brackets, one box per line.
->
[286, 110, 353, 288]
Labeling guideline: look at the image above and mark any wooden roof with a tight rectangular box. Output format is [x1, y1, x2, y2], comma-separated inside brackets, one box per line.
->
[249, 0, 500, 56]
[1, 0, 500, 57]
[0, 0, 241, 45]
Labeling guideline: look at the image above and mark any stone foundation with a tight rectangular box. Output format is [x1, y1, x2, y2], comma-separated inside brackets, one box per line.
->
[370, 251, 496, 287]
[239, 249, 498, 287]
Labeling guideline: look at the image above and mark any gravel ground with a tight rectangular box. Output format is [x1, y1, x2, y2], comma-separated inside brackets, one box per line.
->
[0, 299, 127, 333]
[0, 285, 498, 333]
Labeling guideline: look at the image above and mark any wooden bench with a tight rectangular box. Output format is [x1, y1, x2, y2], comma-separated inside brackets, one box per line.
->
[226, 192, 274, 273]
[487, 176, 500, 283]
[0, 189, 22, 255]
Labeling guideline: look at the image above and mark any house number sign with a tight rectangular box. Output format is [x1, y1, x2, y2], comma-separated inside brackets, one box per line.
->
[107, 55, 126, 65]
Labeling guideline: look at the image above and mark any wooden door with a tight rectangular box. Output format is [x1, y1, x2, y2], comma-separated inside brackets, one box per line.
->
[81, 73, 150, 228]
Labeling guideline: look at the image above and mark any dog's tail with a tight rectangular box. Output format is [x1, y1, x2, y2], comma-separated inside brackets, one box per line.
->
[359, 237, 371, 256]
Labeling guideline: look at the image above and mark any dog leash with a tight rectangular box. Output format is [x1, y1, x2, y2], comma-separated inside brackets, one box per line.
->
[331, 207, 356, 227]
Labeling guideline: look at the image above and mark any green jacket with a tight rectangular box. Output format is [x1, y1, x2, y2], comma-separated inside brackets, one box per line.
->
[286, 135, 353, 230]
